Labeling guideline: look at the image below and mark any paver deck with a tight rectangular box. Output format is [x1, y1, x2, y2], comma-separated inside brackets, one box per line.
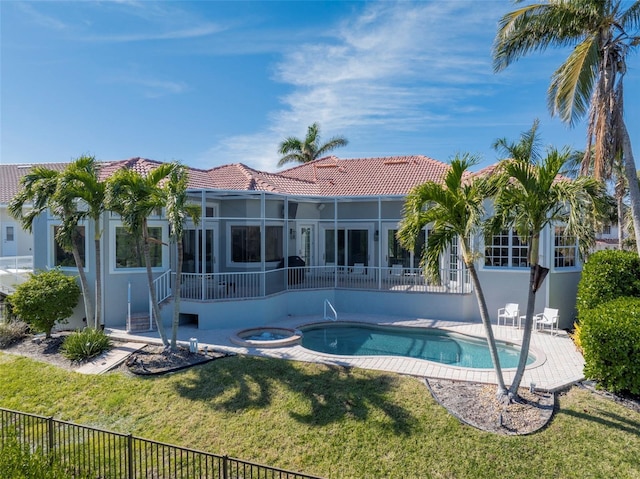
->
[107, 313, 585, 391]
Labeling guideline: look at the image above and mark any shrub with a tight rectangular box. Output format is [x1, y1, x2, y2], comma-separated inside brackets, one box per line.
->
[578, 297, 640, 395]
[61, 328, 111, 361]
[0, 433, 70, 479]
[0, 319, 30, 348]
[6, 269, 81, 338]
[576, 250, 640, 318]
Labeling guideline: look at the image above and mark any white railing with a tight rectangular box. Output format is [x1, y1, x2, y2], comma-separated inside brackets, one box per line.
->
[174, 266, 472, 302]
[0, 255, 33, 272]
[154, 269, 172, 304]
[0, 256, 33, 295]
[323, 299, 337, 321]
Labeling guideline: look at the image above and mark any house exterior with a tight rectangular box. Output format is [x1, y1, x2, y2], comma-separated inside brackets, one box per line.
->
[10, 156, 583, 331]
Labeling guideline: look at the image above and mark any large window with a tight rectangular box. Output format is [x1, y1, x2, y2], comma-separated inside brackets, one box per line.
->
[231, 225, 283, 263]
[115, 227, 162, 269]
[485, 230, 529, 268]
[387, 229, 426, 268]
[53, 225, 85, 268]
[554, 227, 577, 268]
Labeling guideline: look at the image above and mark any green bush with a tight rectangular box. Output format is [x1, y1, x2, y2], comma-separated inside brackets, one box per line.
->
[7, 269, 81, 338]
[578, 297, 640, 395]
[0, 319, 30, 348]
[576, 250, 640, 318]
[0, 433, 70, 479]
[61, 328, 111, 361]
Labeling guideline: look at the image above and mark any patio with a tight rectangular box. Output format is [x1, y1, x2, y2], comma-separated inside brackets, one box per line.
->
[109, 313, 584, 392]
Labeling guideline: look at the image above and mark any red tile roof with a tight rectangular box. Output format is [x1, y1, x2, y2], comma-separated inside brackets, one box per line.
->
[278, 155, 452, 196]
[2, 155, 465, 204]
[0, 163, 69, 204]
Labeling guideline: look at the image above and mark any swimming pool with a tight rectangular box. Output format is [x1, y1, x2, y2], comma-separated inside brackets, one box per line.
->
[300, 322, 535, 369]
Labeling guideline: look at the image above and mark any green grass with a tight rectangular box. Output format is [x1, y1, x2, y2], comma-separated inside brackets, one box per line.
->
[1, 353, 639, 479]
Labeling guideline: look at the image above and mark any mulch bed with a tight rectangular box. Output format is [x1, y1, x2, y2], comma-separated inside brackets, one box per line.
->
[125, 344, 230, 375]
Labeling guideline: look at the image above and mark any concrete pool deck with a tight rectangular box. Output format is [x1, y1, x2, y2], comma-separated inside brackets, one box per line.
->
[108, 313, 585, 392]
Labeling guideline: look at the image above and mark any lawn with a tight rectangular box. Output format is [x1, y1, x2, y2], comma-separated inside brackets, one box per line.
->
[1, 352, 639, 479]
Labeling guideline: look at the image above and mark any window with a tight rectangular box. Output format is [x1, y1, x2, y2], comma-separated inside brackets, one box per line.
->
[485, 230, 529, 268]
[231, 225, 283, 263]
[387, 229, 426, 268]
[53, 225, 85, 268]
[601, 224, 611, 235]
[115, 227, 162, 268]
[554, 226, 577, 268]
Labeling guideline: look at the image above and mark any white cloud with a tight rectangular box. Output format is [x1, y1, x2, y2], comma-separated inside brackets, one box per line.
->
[201, 1, 509, 170]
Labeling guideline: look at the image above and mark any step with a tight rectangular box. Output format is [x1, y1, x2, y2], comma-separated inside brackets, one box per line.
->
[128, 313, 157, 332]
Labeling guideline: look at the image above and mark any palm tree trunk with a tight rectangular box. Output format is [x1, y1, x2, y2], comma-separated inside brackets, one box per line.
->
[621, 124, 640, 256]
[142, 223, 168, 346]
[465, 259, 508, 397]
[170, 240, 183, 351]
[71, 239, 94, 328]
[508, 234, 540, 398]
[94, 235, 102, 329]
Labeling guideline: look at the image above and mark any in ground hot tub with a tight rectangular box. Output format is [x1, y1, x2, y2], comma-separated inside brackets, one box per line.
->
[230, 327, 302, 348]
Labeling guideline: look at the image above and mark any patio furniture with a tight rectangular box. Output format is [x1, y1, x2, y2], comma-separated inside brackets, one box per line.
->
[534, 308, 559, 335]
[497, 303, 520, 327]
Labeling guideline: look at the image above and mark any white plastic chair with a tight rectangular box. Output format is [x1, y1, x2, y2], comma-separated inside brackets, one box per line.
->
[497, 303, 520, 327]
[390, 264, 403, 276]
[534, 308, 559, 335]
[352, 263, 365, 274]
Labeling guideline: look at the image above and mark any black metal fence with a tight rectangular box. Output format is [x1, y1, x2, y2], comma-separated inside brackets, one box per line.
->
[0, 408, 325, 479]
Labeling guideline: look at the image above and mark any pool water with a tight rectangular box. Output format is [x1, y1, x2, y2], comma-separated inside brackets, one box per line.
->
[300, 323, 534, 369]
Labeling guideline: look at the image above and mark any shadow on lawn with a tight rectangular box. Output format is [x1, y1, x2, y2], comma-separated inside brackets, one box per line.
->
[173, 355, 416, 435]
[558, 407, 640, 436]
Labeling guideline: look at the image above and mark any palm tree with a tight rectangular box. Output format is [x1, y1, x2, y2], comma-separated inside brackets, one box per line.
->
[164, 163, 201, 351]
[59, 156, 106, 329]
[397, 155, 508, 398]
[493, 0, 640, 257]
[8, 166, 95, 325]
[492, 121, 608, 397]
[277, 122, 348, 167]
[106, 164, 178, 346]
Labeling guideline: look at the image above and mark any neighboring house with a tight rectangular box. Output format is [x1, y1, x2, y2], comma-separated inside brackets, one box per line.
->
[0, 164, 71, 257]
[13, 156, 583, 331]
[594, 222, 621, 251]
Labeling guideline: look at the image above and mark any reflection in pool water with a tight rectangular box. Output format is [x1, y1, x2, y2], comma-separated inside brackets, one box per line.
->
[300, 323, 534, 369]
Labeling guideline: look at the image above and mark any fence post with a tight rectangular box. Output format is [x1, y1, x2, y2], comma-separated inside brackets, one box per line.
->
[47, 416, 54, 465]
[127, 434, 134, 479]
[223, 454, 229, 479]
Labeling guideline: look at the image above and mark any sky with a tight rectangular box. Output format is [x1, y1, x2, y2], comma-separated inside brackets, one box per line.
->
[1, 0, 639, 173]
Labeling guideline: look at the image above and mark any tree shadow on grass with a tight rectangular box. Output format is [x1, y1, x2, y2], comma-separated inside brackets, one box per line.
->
[558, 408, 640, 436]
[173, 355, 416, 435]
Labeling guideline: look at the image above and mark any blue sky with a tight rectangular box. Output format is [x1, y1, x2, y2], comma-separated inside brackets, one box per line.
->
[2, 1, 638, 173]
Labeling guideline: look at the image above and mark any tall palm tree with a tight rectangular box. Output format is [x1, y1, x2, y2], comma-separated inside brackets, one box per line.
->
[106, 164, 178, 346]
[277, 122, 349, 167]
[493, 0, 640, 257]
[397, 155, 508, 398]
[492, 121, 608, 397]
[164, 163, 201, 351]
[8, 166, 95, 325]
[59, 156, 106, 329]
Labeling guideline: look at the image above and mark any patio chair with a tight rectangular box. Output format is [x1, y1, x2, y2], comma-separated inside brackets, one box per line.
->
[497, 303, 519, 327]
[390, 264, 403, 277]
[352, 263, 365, 274]
[534, 308, 559, 335]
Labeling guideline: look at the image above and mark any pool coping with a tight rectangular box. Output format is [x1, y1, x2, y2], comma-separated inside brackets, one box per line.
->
[294, 320, 547, 371]
[108, 313, 585, 392]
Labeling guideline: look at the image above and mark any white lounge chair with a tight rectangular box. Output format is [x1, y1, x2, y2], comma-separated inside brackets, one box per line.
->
[497, 303, 520, 327]
[534, 308, 559, 335]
